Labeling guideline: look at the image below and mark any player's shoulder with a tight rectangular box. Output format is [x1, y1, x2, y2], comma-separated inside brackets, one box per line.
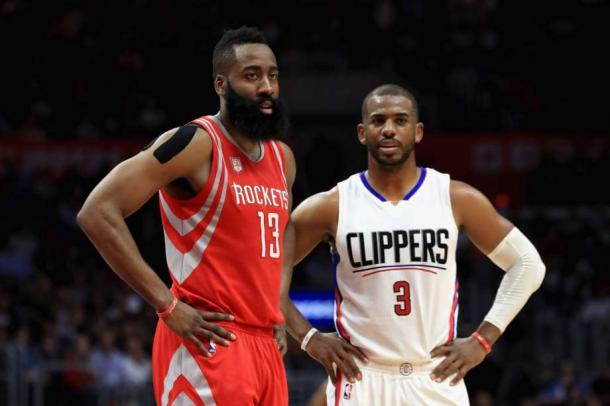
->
[129, 124, 215, 184]
[273, 140, 295, 163]
[270, 140, 296, 185]
[449, 179, 496, 224]
[158, 124, 212, 146]
[272, 139, 291, 151]
[294, 187, 338, 217]
[449, 179, 487, 202]
[312, 186, 339, 206]
[145, 124, 213, 163]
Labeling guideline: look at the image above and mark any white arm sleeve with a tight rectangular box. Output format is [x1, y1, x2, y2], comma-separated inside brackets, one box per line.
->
[483, 227, 546, 332]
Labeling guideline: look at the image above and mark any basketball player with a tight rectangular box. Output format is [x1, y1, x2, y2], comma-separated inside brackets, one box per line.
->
[78, 27, 294, 405]
[280, 84, 546, 405]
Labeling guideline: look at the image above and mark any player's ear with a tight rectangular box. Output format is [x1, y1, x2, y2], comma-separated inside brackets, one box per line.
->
[214, 75, 226, 96]
[357, 123, 366, 145]
[414, 122, 424, 144]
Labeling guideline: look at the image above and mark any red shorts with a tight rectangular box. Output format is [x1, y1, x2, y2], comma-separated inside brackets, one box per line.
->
[152, 319, 288, 406]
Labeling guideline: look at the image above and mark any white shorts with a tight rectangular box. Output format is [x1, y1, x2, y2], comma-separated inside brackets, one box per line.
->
[326, 359, 469, 406]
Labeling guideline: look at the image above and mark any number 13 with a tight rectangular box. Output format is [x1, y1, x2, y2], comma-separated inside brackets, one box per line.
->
[258, 211, 280, 258]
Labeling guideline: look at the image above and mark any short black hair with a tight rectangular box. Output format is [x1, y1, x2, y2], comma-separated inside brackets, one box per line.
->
[212, 26, 269, 76]
[361, 84, 419, 122]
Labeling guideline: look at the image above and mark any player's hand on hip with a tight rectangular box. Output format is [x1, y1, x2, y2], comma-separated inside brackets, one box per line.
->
[273, 324, 287, 356]
[163, 301, 236, 357]
[306, 332, 368, 385]
[429, 337, 487, 386]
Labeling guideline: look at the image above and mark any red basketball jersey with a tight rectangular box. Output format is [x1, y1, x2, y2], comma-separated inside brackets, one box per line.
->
[159, 115, 289, 328]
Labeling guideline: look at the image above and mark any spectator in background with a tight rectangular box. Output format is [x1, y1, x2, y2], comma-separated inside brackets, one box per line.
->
[123, 335, 152, 387]
[39, 330, 63, 402]
[62, 334, 97, 405]
[123, 335, 153, 404]
[90, 328, 127, 390]
[5, 326, 37, 405]
[539, 361, 590, 405]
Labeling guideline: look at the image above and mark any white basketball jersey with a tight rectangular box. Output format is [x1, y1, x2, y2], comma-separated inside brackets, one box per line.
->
[334, 167, 459, 366]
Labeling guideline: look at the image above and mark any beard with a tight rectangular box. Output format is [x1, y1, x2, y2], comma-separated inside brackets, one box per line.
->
[225, 84, 289, 141]
[366, 140, 412, 168]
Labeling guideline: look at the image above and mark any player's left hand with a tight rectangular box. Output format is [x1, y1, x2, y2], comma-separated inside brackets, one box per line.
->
[306, 332, 368, 384]
[429, 337, 487, 386]
[273, 324, 287, 356]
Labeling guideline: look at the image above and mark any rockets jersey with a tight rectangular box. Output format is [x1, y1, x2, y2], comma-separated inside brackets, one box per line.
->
[333, 167, 459, 365]
[159, 115, 289, 328]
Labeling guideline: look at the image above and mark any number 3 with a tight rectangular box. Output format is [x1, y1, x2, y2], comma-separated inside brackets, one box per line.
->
[393, 281, 411, 316]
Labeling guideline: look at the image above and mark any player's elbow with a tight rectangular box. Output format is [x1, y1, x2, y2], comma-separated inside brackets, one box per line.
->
[76, 204, 97, 234]
[77, 202, 110, 237]
[522, 251, 546, 293]
[532, 259, 546, 292]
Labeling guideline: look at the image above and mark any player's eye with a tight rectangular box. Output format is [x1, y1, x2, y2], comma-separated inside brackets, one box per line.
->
[245, 72, 258, 80]
[269, 72, 279, 80]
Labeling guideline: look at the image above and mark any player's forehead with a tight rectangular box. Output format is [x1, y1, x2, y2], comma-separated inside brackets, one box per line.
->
[232, 43, 278, 72]
[366, 94, 413, 117]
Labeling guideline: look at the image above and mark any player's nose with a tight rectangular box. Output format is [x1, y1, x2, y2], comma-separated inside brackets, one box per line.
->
[258, 77, 274, 96]
[381, 122, 396, 137]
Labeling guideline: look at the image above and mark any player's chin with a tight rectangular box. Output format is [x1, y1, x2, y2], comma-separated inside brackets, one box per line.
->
[377, 152, 404, 165]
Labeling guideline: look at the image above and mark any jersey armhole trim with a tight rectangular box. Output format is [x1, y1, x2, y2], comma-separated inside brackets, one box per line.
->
[159, 118, 219, 209]
[446, 175, 460, 231]
[270, 141, 288, 188]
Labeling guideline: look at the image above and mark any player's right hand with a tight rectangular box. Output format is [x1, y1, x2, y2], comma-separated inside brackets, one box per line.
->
[305, 332, 368, 384]
[163, 301, 236, 357]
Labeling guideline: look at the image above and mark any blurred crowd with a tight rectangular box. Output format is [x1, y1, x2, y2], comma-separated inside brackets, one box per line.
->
[1, 0, 609, 139]
[0, 161, 157, 405]
[1, 149, 610, 405]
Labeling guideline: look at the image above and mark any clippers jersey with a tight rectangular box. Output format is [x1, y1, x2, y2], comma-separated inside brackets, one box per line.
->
[159, 115, 289, 328]
[334, 167, 459, 365]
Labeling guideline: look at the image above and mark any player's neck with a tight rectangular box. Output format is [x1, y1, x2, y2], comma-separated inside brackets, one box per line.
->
[366, 158, 420, 202]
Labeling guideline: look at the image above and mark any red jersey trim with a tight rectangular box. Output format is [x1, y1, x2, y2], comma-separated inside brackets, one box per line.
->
[159, 119, 226, 253]
[159, 122, 220, 215]
[447, 280, 459, 343]
[206, 118, 266, 165]
[161, 119, 230, 284]
[160, 165, 225, 253]
[269, 141, 287, 188]
[334, 288, 351, 341]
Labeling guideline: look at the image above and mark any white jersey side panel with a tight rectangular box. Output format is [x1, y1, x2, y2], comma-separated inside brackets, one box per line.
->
[334, 167, 459, 366]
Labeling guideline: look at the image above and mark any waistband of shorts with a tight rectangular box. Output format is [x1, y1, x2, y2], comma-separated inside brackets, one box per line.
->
[215, 320, 274, 338]
[356, 358, 441, 376]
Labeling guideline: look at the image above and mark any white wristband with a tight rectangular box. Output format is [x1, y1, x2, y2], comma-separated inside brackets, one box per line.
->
[300, 327, 318, 351]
